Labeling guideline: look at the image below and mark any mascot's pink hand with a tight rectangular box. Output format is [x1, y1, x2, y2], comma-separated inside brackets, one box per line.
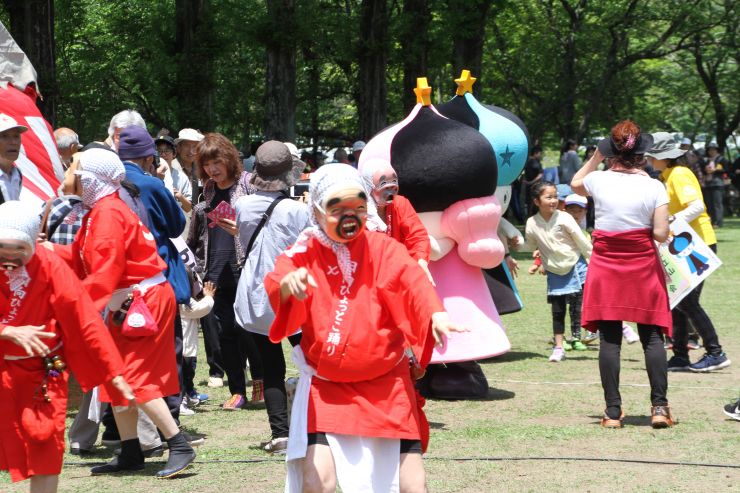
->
[440, 196, 505, 269]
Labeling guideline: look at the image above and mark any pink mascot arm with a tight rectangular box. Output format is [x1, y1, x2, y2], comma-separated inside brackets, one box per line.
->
[440, 195, 505, 269]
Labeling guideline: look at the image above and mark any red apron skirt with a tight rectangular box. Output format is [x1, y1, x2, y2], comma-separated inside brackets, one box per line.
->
[100, 282, 179, 406]
[582, 228, 672, 335]
[0, 354, 69, 482]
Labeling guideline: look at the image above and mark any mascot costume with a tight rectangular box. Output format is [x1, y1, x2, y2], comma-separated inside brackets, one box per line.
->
[359, 73, 530, 398]
[0, 21, 63, 206]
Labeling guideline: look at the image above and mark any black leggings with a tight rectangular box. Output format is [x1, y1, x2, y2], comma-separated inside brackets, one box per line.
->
[307, 432, 422, 454]
[213, 287, 263, 395]
[672, 244, 722, 358]
[598, 321, 668, 418]
[252, 332, 302, 439]
[549, 292, 582, 339]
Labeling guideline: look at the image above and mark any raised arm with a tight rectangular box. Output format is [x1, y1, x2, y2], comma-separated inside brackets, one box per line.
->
[571, 148, 604, 196]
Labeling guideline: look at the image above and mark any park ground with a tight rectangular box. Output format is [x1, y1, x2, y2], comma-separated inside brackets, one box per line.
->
[2, 219, 739, 492]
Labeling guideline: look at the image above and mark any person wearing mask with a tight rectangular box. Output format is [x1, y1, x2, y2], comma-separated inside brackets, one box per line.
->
[0, 201, 131, 493]
[50, 149, 196, 478]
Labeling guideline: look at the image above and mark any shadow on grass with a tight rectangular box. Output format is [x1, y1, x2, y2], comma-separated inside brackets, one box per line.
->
[428, 388, 516, 402]
[480, 351, 541, 363]
[588, 414, 653, 427]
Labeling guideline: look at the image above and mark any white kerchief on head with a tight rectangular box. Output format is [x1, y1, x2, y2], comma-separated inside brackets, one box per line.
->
[288, 163, 379, 287]
[77, 148, 126, 208]
[0, 201, 40, 253]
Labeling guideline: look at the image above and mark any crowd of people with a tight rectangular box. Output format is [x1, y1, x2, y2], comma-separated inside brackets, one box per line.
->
[0, 108, 737, 493]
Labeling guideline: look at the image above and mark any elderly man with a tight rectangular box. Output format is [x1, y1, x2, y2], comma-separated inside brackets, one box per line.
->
[0, 201, 132, 492]
[53, 128, 80, 170]
[0, 114, 27, 204]
[106, 110, 146, 152]
[175, 128, 204, 203]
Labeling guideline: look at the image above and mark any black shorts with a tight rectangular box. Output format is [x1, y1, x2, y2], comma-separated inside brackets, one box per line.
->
[307, 432, 422, 454]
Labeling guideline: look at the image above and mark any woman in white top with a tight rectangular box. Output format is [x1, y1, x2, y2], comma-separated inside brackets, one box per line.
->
[571, 120, 674, 430]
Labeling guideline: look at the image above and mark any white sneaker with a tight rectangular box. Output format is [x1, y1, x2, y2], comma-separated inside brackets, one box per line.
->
[179, 400, 195, 416]
[549, 347, 566, 362]
[207, 376, 224, 388]
[622, 324, 640, 344]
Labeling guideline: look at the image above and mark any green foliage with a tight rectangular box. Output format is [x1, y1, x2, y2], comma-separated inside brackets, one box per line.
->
[1, 0, 735, 151]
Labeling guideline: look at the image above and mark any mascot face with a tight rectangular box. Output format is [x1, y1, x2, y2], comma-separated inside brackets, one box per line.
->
[316, 187, 368, 243]
[371, 163, 399, 206]
[0, 239, 33, 271]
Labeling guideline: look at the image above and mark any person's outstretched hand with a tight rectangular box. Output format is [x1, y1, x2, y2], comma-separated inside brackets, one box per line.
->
[0, 325, 55, 357]
[418, 259, 436, 286]
[280, 267, 318, 301]
[431, 312, 468, 347]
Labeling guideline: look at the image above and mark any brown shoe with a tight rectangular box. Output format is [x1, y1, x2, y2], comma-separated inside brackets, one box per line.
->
[600, 410, 624, 428]
[651, 405, 675, 428]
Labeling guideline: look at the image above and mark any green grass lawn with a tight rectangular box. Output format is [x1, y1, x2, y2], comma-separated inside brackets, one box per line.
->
[3, 220, 739, 492]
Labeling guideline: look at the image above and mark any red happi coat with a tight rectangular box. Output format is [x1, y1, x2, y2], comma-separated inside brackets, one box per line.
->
[384, 194, 431, 262]
[0, 248, 124, 482]
[266, 231, 442, 440]
[55, 193, 179, 405]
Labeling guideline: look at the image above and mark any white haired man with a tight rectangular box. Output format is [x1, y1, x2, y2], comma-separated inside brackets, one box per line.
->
[53, 128, 80, 170]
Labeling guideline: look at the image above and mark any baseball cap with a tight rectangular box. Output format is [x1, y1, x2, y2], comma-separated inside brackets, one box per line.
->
[0, 114, 28, 134]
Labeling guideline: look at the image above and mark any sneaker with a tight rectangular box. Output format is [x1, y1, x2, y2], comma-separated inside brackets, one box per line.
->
[222, 394, 246, 410]
[723, 399, 740, 421]
[622, 324, 640, 344]
[572, 340, 588, 351]
[666, 355, 691, 372]
[562, 340, 573, 351]
[651, 405, 675, 428]
[186, 389, 209, 407]
[207, 376, 224, 388]
[581, 331, 600, 345]
[600, 410, 624, 429]
[179, 399, 195, 416]
[686, 339, 702, 350]
[182, 431, 205, 447]
[262, 437, 288, 455]
[250, 379, 265, 405]
[548, 347, 566, 362]
[689, 353, 731, 373]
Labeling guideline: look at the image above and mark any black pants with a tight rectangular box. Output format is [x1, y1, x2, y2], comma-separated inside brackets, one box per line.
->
[252, 332, 302, 439]
[598, 321, 668, 415]
[705, 185, 724, 226]
[163, 312, 184, 423]
[549, 292, 582, 340]
[213, 286, 263, 396]
[201, 310, 224, 378]
[672, 244, 722, 358]
[183, 356, 197, 394]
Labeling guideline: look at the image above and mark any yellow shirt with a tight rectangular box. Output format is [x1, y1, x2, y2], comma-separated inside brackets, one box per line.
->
[660, 166, 716, 245]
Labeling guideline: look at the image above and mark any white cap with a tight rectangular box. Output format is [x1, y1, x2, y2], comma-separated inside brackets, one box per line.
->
[564, 193, 587, 208]
[174, 128, 205, 144]
[0, 113, 28, 134]
[680, 138, 692, 146]
[352, 140, 366, 152]
[0, 201, 40, 248]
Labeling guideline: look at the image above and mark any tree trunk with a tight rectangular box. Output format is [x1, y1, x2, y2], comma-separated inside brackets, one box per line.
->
[263, 0, 297, 142]
[448, 0, 491, 99]
[401, 0, 431, 112]
[3, 0, 56, 125]
[357, 0, 389, 141]
[175, 0, 215, 131]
